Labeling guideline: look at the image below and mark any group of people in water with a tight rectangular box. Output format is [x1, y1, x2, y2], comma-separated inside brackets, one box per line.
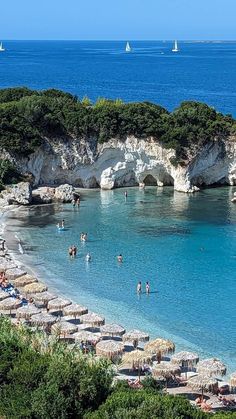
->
[72, 196, 80, 207]
[137, 280, 150, 295]
[57, 219, 65, 229]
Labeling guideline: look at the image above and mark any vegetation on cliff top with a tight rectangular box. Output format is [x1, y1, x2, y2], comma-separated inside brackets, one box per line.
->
[0, 87, 235, 163]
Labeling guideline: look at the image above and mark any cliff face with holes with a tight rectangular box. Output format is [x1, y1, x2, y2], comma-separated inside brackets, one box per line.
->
[2, 135, 236, 193]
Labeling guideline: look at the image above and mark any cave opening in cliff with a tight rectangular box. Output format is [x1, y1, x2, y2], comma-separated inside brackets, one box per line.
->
[143, 174, 157, 186]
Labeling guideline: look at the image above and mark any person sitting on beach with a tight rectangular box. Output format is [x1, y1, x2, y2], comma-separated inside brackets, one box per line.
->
[86, 253, 91, 262]
[146, 281, 150, 294]
[137, 281, 142, 294]
[117, 254, 123, 263]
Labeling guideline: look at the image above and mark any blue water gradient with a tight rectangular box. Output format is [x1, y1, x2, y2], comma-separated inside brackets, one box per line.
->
[8, 187, 236, 372]
[0, 41, 236, 115]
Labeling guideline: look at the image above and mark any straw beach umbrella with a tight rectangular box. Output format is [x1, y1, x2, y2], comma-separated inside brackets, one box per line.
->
[96, 340, 124, 360]
[23, 282, 47, 294]
[121, 350, 153, 379]
[30, 313, 57, 328]
[51, 321, 78, 337]
[34, 291, 57, 305]
[13, 274, 38, 288]
[152, 361, 181, 379]
[188, 374, 218, 396]
[100, 323, 126, 337]
[47, 297, 71, 312]
[197, 358, 226, 377]
[123, 329, 149, 348]
[145, 338, 175, 363]
[171, 351, 199, 369]
[0, 297, 22, 313]
[80, 312, 105, 327]
[5, 267, 27, 281]
[0, 290, 10, 301]
[16, 304, 41, 320]
[63, 303, 88, 318]
[73, 330, 101, 344]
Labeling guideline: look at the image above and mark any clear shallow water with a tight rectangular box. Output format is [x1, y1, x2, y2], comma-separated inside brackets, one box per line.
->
[6, 187, 236, 372]
[0, 41, 236, 115]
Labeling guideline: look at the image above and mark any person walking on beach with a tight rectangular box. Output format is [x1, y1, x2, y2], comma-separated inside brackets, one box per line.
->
[146, 281, 150, 295]
[137, 281, 142, 294]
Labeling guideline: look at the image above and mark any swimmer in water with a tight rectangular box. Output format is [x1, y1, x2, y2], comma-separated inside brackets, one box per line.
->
[137, 281, 142, 294]
[68, 246, 73, 257]
[72, 245, 77, 257]
[117, 254, 123, 263]
[146, 281, 150, 294]
[86, 253, 91, 262]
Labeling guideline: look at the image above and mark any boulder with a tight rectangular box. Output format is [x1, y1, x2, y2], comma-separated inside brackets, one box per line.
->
[0, 182, 32, 205]
[5, 267, 27, 280]
[54, 184, 74, 202]
[32, 187, 54, 204]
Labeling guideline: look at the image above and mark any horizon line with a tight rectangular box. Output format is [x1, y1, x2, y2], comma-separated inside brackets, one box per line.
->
[1, 39, 236, 42]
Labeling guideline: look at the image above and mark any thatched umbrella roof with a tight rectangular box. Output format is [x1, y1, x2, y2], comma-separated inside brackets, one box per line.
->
[0, 297, 22, 311]
[16, 304, 41, 319]
[145, 338, 175, 356]
[122, 329, 149, 346]
[96, 340, 124, 359]
[47, 297, 71, 311]
[23, 282, 47, 294]
[73, 330, 101, 344]
[63, 303, 88, 317]
[51, 321, 78, 336]
[230, 372, 236, 387]
[0, 290, 10, 301]
[34, 291, 57, 304]
[5, 267, 27, 280]
[188, 374, 218, 393]
[30, 313, 57, 326]
[197, 358, 226, 377]
[152, 361, 181, 378]
[13, 274, 38, 288]
[80, 312, 105, 327]
[100, 323, 125, 337]
[0, 259, 17, 271]
[121, 350, 153, 368]
[171, 351, 199, 367]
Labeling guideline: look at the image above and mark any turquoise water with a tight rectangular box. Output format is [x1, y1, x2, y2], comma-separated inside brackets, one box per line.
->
[7, 187, 236, 372]
[0, 41, 236, 115]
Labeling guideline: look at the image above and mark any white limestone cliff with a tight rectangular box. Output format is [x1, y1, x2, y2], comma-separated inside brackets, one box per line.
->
[4, 135, 236, 193]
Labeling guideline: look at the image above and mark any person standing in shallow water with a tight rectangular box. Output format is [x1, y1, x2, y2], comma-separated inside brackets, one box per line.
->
[137, 281, 142, 294]
[146, 281, 150, 295]
[124, 191, 128, 199]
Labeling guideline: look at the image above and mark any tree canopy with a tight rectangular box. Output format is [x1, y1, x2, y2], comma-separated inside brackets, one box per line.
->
[0, 87, 234, 163]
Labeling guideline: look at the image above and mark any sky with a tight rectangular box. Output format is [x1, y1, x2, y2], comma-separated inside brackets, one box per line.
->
[1, 0, 236, 41]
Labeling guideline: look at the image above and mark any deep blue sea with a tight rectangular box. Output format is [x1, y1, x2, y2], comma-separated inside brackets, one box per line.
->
[0, 40, 236, 115]
[6, 187, 236, 373]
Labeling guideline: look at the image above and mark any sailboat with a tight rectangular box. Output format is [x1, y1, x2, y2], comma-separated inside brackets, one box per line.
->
[172, 40, 179, 52]
[0, 42, 5, 52]
[125, 41, 132, 52]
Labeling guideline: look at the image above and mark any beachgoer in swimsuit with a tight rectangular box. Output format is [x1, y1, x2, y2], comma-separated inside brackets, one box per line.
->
[68, 246, 73, 257]
[62, 220, 65, 228]
[146, 281, 150, 294]
[117, 254, 123, 262]
[86, 253, 91, 262]
[137, 281, 142, 294]
[124, 191, 128, 198]
[72, 245, 77, 257]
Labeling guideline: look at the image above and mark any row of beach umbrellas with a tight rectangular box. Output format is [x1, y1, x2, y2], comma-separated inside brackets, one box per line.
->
[1, 272, 236, 393]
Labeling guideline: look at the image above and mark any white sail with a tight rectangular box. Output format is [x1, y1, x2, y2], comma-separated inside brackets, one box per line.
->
[0, 42, 5, 52]
[172, 40, 179, 52]
[125, 41, 131, 52]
